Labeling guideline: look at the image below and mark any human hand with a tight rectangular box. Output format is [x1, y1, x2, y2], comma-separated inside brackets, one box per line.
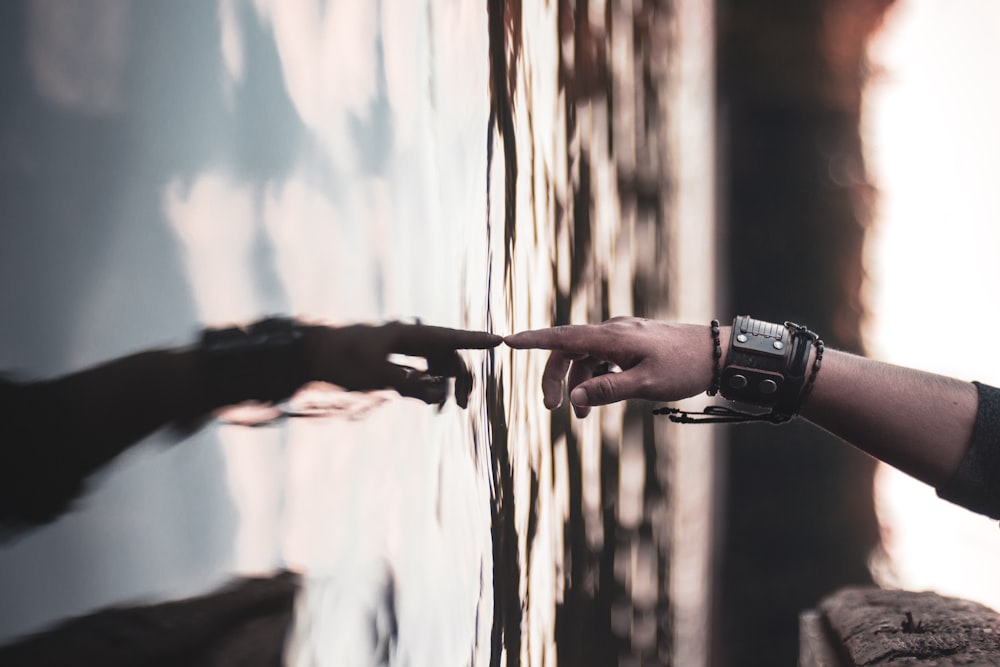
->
[303, 322, 502, 408]
[504, 317, 719, 417]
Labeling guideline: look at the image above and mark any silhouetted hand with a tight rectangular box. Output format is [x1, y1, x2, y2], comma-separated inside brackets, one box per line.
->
[504, 317, 716, 417]
[304, 322, 502, 408]
[0, 320, 502, 532]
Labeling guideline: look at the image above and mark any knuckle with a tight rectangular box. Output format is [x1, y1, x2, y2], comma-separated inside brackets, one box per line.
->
[636, 375, 658, 399]
[607, 316, 643, 331]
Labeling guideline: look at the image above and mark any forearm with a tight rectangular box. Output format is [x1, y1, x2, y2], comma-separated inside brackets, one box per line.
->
[799, 348, 978, 488]
[701, 324, 977, 487]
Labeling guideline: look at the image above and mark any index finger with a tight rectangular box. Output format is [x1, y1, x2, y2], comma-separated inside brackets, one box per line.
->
[390, 323, 503, 355]
[504, 325, 622, 356]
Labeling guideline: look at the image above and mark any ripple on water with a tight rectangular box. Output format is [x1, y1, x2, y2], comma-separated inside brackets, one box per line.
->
[482, 0, 683, 664]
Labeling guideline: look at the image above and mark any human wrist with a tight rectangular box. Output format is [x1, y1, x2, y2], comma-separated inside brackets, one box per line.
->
[659, 317, 825, 424]
[678, 321, 729, 398]
[197, 317, 311, 406]
[718, 316, 822, 414]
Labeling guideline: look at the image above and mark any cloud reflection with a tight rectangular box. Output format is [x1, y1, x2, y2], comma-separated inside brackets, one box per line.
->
[27, 0, 130, 115]
[165, 1, 494, 663]
[262, 0, 379, 169]
[165, 171, 259, 323]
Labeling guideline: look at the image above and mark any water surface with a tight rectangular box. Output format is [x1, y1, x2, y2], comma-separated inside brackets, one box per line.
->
[0, 1, 698, 664]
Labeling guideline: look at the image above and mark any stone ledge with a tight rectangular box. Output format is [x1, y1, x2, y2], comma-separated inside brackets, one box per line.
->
[801, 586, 1000, 666]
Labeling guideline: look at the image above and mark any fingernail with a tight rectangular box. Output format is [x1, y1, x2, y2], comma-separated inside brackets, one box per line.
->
[570, 387, 588, 406]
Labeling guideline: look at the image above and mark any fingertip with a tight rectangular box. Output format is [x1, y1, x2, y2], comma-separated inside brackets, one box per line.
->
[570, 386, 589, 407]
[483, 333, 504, 347]
[543, 394, 563, 410]
[505, 330, 551, 349]
[453, 330, 503, 349]
[502, 333, 526, 348]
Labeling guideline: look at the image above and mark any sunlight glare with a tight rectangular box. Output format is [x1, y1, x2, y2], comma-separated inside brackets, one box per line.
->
[863, 0, 1000, 611]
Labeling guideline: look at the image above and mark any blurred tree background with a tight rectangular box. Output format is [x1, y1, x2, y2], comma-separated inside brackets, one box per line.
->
[714, 0, 895, 664]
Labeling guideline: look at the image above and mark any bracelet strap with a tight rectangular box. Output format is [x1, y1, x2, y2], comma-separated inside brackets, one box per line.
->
[653, 404, 794, 424]
[774, 321, 818, 417]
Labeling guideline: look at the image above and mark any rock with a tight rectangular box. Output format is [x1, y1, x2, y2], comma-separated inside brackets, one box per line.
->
[801, 586, 1000, 666]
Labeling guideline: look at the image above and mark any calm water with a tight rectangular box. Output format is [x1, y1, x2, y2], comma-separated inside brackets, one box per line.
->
[0, 1, 701, 664]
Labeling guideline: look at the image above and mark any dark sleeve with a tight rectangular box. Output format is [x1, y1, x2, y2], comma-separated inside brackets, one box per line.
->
[0, 342, 309, 538]
[936, 381, 1000, 519]
[0, 379, 90, 535]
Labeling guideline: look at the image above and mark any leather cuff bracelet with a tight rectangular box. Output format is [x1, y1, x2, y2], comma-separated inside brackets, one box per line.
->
[198, 317, 309, 405]
[720, 316, 791, 406]
[656, 316, 823, 424]
[776, 321, 820, 416]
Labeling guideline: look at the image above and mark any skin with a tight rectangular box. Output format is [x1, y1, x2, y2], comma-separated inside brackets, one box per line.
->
[504, 317, 978, 489]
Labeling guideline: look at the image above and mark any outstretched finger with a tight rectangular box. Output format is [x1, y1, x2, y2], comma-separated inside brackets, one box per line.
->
[389, 323, 503, 355]
[504, 325, 623, 357]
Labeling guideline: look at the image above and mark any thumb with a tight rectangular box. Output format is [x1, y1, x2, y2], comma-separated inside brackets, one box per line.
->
[570, 369, 646, 407]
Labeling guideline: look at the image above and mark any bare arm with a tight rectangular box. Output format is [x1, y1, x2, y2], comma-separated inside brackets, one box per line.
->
[801, 348, 977, 488]
[505, 318, 979, 490]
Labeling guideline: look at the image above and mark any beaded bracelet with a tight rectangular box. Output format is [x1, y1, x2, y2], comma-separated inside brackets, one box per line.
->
[707, 319, 722, 396]
[800, 337, 825, 404]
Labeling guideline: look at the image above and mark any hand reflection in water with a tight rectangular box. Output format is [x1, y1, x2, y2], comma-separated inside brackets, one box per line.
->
[300, 321, 501, 408]
[1, 318, 501, 532]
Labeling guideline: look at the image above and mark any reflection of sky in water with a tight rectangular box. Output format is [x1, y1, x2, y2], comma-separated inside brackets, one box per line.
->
[0, 1, 494, 663]
[0, 0, 705, 663]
